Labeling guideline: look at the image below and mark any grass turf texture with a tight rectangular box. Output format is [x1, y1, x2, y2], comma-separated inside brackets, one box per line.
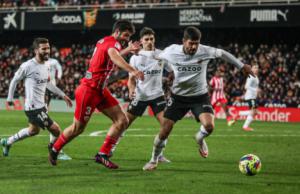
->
[0, 110, 299, 194]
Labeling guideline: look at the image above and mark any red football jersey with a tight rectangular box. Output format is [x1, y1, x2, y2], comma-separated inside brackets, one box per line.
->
[210, 76, 226, 105]
[81, 36, 122, 90]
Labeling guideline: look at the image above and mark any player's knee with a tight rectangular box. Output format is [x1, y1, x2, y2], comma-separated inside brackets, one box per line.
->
[203, 123, 214, 133]
[116, 116, 129, 130]
[28, 127, 40, 136]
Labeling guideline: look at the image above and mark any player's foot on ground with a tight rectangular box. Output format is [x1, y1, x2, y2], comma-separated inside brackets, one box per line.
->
[1, 138, 11, 157]
[158, 155, 171, 163]
[48, 143, 58, 166]
[58, 151, 72, 160]
[227, 116, 237, 127]
[142, 161, 158, 171]
[198, 139, 209, 158]
[243, 127, 254, 131]
[95, 153, 118, 169]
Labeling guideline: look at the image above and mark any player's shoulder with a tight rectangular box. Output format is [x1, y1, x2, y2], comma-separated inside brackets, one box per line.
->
[165, 44, 181, 51]
[99, 36, 122, 50]
[20, 58, 35, 69]
[199, 44, 216, 52]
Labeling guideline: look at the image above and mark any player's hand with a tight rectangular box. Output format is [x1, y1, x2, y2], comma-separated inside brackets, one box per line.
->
[63, 96, 73, 108]
[128, 41, 141, 55]
[242, 64, 255, 78]
[6, 101, 14, 106]
[131, 70, 144, 81]
[129, 90, 136, 100]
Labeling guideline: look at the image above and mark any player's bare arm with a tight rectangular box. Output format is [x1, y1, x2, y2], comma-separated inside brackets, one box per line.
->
[127, 74, 136, 99]
[46, 83, 73, 107]
[108, 47, 144, 81]
[120, 41, 141, 56]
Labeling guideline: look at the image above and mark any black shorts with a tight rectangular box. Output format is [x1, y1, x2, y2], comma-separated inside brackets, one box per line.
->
[246, 99, 258, 109]
[164, 93, 214, 122]
[25, 107, 54, 129]
[127, 96, 166, 116]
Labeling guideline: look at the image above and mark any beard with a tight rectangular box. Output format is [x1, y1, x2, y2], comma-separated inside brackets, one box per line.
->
[39, 53, 49, 61]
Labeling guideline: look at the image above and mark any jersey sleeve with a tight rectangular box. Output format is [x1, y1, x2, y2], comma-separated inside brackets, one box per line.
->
[7, 63, 27, 101]
[158, 45, 173, 62]
[129, 55, 137, 69]
[204, 46, 222, 58]
[54, 59, 63, 79]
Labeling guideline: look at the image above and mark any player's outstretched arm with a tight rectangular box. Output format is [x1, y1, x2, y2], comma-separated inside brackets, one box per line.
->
[120, 41, 141, 56]
[219, 49, 254, 77]
[46, 83, 72, 107]
[7, 66, 26, 105]
[108, 48, 144, 81]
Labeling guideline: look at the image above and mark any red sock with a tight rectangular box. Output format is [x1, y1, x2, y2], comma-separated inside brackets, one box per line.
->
[99, 135, 117, 155]
[53, 133, 68, 153]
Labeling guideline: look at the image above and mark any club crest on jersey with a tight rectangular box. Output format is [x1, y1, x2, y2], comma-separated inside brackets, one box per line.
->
[115, 42, 121, 50]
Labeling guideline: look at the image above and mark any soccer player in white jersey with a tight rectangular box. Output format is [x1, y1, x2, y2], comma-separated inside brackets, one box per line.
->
[0, 38, 73, 158]
[143, 26, 254, 171]
[210, 67, 236, 126]
[239, 64, 259, 131]
[109, 27, 171, 163]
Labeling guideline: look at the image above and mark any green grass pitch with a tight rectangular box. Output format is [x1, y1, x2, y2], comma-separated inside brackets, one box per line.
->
[0, 110, 299, 194]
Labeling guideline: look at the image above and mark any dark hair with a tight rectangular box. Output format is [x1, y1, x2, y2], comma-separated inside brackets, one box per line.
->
[112, 19, 135, 34]
[32, 37, 49, 49]
[183, 26, 201, 41]
[139, 27, 155, 38]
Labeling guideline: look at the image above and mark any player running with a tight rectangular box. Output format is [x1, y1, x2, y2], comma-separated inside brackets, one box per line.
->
[109, 27, 171, 163]
[44, 58, 71, 160]
[239, 64, 259, 131]
[142, 26, 254, 171]
[0, 38, 73, 158]
[48, 20, 144, 168]
[210, 67, 236, 126]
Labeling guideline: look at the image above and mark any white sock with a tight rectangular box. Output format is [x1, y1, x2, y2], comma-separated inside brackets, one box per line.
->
[243, 115, 253, 128]
[150, 135, 166, 163]
[195, 125, 210, 144]
[7, 128, 31, 146]
[50, 134, 57, 144]
[239, 110, 251, 116]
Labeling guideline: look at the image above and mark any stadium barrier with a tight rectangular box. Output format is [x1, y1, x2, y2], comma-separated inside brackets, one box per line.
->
[1, 98, 299, 122]
[1, 5, 300, 31]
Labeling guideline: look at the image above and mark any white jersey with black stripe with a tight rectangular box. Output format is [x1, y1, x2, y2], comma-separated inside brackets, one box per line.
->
[7, 58, 50, 111]
[158, 44, 222, 96]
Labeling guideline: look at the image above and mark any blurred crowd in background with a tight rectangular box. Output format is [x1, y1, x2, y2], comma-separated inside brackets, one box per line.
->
[0, 42, 299, 107]
[0, 0, 192, 8]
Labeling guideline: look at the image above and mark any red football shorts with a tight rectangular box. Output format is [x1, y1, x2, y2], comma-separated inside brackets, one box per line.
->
[74, 84, 119, 123]
[212, 98, 228, 109]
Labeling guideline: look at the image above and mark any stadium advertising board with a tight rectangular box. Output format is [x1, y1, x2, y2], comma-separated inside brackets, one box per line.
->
[1, 4, 298, 31]
[0, 11, 22, 31]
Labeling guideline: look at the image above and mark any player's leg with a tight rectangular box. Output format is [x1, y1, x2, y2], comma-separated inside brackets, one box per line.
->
[48, 85, 96, 165]
[1, 123, 40, 156]
[195, 113, 214, 158]
[152, 97, 171, 163]
[47, 121, 72, 160]
[143, 117, 175, 171]
[243, 100, 257, 131]
[109, 98, 147, 157]
[193, 96, 215, 158]
[95, 104, 128, 169]
[143, 97, 187, 171]
[109, 111, 137, 157]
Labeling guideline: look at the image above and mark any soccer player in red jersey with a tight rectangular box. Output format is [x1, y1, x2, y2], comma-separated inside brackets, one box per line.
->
[210, 67, 236, 126]
[48, 20, 144, 168]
